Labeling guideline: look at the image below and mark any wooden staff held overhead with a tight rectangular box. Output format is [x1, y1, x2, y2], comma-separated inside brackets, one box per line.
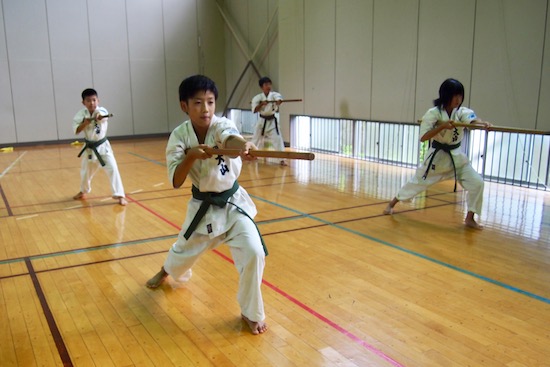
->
[204, 147, 315, 161]
[418, 120, 550, 135]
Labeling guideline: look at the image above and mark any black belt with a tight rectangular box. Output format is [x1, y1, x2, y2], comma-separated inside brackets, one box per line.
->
[422, 141, 461, 192]
[260, 115, 279, 136]
[183, 181, 268, 255]
[78, 137, 108, 166]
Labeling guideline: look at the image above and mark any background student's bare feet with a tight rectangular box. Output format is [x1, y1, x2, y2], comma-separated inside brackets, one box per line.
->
[465, 212, 483, 229]
[146, 267, 168, 288]
[73, 192, 86, 200]
[241, 314, 268, 335]
[383, 204, 393, 215]
[465, 218, 483, 229]
[115, 196, 127, 206]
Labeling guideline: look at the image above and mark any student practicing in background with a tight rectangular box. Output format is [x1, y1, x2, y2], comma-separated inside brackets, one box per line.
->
[251, 76, 287, 166]
[146, 75, 268, 335]
[383, 78, 491, 229]
[73, 88, 127, 206]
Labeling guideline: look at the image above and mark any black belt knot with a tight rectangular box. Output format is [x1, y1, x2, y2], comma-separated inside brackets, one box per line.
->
[422, 140, 461, 192]
[184, 181, 268, 255]
[78, 137, 108, 166]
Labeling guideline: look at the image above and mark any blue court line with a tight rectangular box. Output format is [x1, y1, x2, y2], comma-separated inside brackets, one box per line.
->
[250, 194, 550, 305]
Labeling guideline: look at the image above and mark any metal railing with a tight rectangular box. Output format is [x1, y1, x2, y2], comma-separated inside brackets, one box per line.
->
[226, 109, 550, 191]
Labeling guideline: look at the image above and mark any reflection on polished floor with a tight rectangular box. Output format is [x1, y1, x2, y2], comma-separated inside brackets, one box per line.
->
[1, 138, 549, 367]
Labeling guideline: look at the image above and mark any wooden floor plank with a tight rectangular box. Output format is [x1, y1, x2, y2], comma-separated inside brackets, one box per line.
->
[1, 138, 549, 366]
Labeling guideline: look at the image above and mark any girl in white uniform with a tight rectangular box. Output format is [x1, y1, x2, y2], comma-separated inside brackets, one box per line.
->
[251, 76, 287, 165]
[146, 75, 268, 335]
[72, 88, 126, 205]
[383, 78, 490, 229]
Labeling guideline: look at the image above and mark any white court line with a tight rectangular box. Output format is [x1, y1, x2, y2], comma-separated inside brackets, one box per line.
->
[16, 214, 38, 221]
[153, 182, 165, 187]
[130, 189, 143, 194]
[65, 205, 83, 210]
[0, 151, 27, 179]
[100, 197, 112, 202]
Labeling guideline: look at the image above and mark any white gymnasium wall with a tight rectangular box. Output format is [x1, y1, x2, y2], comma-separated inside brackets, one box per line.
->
[0, 0, 224, 145]
[276, 0, 550, 143]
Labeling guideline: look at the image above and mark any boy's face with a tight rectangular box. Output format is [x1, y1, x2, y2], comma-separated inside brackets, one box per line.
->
[261, 82, 272, 95]
[180, 90, 216, 127]
[82, 95, 99, 113]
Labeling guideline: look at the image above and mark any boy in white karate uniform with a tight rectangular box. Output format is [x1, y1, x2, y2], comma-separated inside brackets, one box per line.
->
[251, 76, 287, 166]
[146, 75, 268, 335]
[384, 78, 491, 229]
[73, 88, 127, 205]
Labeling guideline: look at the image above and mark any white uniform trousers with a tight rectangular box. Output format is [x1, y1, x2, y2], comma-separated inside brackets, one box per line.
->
[79, 152, 125, 198]
[252, 118, 285, 152]
[396, 162, 484, 214]
[164, 216, 266, 322]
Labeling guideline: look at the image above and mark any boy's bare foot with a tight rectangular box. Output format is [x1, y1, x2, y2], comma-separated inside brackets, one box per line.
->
[146, 267, 168, 288]
[241, 314, 268, 335]
[383, 204, 393, 215]
[465, 218, 483, 229]
[116, 196, 127, 206]
[73, 192, 86, 200]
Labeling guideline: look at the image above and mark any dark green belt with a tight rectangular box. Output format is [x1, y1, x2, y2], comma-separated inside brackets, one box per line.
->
[78, 137, 108, 166]
[183, 181, 268, 255]
[423, 140, 461, 192]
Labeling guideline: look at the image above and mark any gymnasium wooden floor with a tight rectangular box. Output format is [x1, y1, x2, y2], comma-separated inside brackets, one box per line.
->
[1, 137, 549, 367]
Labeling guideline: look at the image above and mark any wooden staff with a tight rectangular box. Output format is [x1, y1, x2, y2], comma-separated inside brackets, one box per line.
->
[251, 99, 303, 104]
[93, 113, 114, 121]
[418, 120, 550, 135]
[204, 148, 315, 160]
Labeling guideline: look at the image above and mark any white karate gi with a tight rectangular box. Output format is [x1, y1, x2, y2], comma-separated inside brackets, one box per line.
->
[251, 91, 285, 153]
[395, 106, 484, 214]
[73, 107, 125, 198]
[163, 115, 265, 322]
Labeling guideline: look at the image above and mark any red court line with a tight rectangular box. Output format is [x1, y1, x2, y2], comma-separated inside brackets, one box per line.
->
[129, 195, 406, 367]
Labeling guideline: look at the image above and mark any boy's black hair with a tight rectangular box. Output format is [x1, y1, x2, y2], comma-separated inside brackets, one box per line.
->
[81, 88, 98, 100]
[434, 78, 465, 109]
[258, 76, 272, 87]
[179, 75, 218, 102]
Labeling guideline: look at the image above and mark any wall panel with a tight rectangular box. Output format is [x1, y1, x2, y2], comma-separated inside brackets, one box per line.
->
[163, 0, 199, 131]
[47, 0, 93, 140]
[371, 0, 419, 122]
[0, 3, 16, 145]
[415, 0, 475, 118]
[304, 0, 335, 117]
[4, 0, 57, 142]
[335, 0, 373, 120]
[471, 0, 546, 127]
[127, 0, 168, 134]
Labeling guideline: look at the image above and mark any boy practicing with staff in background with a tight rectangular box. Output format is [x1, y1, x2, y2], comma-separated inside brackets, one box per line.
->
[73, 88, 127, 206]
[251, 76, 287, 166]
[383, 78, 491, 229]
[146, 75, 268, 335]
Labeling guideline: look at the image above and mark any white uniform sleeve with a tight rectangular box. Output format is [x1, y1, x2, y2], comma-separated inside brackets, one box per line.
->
[419, 107, 440, 139]
[456, 107, 477, 123]
[73, 110, 84, 134]
[215, 117, 242, 147]
[251, 94, 262, 113]
[166, 126, 187, 186]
